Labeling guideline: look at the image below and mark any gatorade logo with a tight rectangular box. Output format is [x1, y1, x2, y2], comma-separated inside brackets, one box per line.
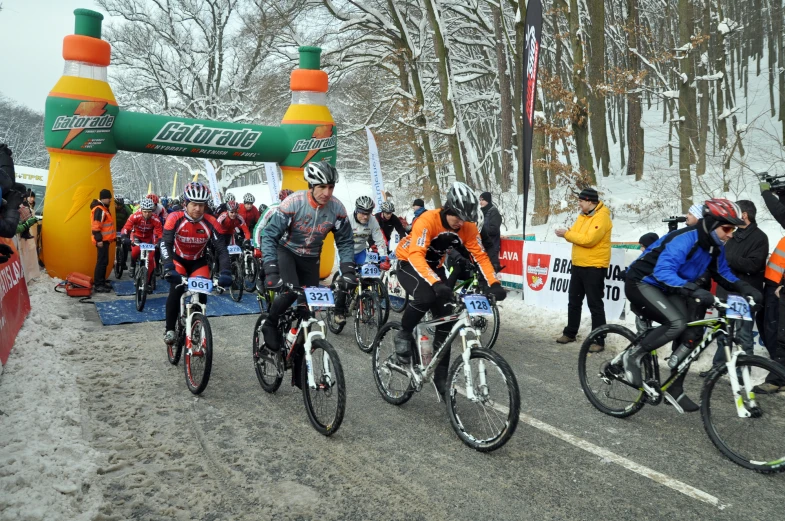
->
[53, 101, 115, 148]
[153, 122, 262, 150]
[293, 125, 336, 166]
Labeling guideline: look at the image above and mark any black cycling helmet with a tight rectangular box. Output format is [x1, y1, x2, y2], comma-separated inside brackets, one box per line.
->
[243, 193, 255, 204]
[355, 196, 375, 213]
[443, 182, 480, 222]
[703, 198, 744, 228]
[380, 201, 395, 213]
[304, 160, 339, 186]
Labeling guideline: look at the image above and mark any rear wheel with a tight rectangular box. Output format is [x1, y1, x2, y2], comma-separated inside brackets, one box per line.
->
[387, 269, 408, 313]
[184, 313, 213, 394]
[252, 314, 283, 393]
[114, 245, 125, 279]
[354, 290, 381, 353]
[376, 279, 390, 324]
[230, 259, 244, 302]
[302, 339, 346, 436]
[701, 355, 785, 473]
[578, 324, 649, 418]
[371, 322, 414, 405]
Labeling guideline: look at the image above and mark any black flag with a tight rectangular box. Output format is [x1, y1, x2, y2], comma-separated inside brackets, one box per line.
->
[521, 0, 543, 298]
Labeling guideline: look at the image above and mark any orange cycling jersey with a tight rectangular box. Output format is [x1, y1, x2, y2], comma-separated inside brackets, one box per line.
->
[396, 209, 498, 286]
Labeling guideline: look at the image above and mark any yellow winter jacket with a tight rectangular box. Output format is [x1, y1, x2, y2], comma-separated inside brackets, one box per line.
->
[563, 201, 612, 268]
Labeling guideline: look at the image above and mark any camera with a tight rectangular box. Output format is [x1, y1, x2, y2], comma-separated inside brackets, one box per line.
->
[662, 215, 687, 232]
[757, 171, 785, 193]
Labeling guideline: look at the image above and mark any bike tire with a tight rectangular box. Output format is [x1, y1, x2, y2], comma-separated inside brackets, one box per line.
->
[354, 290, 381, 353]
[377, 279, 390, 325]
[135, 267, 148, 312]
[468, 301, 500, 350]
[302, 339, 346, 436]
[114, 246, 124, 279]
[701, 355, 785, 473]
[167, 319, 184, 365]
[184, 313, 213, 395]
[325, 272, 345, 334]
[387, 270, 408, 313]
[578, 324, 649, 418]
[229, 259, 244, 302]
[243, 255, 257, 293]
[446, 348, 520, 452]
[252, 314, 283, 393]
[371, 321, 414, 405]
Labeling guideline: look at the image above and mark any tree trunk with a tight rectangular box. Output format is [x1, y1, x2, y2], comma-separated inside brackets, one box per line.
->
[423, 0, 466, 183]
[569, 0, 596, 184]
[493, 5, 514, 192]
[716, 2, 728, 152]
[678, 0, 694, 211]
[626, 0, 644, 180]
[696, 0, 711, 176]
[396, 60, 426, 188]
[531, 99, 550, 225]
[587, 0, 610, 177]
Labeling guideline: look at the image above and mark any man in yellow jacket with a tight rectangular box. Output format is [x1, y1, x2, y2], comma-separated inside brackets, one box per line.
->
[554, 187, 612, 352]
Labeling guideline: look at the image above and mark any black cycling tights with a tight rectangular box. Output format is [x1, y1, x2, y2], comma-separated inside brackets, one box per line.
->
[267, 246, 320, 324]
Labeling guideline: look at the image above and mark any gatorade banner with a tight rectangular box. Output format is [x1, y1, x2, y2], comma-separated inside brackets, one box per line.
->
[203, 160, 221, 206]
[366, 127, 385, 211]
[522, 241, 626, 319]
[0, 238, 31, 365]
[265, 162, 281, 203]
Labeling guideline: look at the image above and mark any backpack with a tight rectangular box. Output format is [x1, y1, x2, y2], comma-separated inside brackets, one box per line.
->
[55, 272, 94, 298]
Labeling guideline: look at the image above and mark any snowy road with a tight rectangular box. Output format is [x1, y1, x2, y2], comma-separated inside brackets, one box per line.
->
[2, 280, 784, 520]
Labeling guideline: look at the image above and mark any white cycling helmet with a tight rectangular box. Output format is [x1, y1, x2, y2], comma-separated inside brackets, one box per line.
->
[304, 161, 339, 186]
[183, 182, 211, 204]
[355, 196, 375, 213]
[243, 193, 255, 204]
[443, 182, 480, 222]
[380, 201, 395, 213]
[140, 198, 155, 211]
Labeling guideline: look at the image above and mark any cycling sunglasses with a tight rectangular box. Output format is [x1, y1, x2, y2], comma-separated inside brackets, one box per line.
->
[719, 225, 736, 233]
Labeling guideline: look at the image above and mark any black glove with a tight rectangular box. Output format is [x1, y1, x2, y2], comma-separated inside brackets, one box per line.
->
[217, 269, 233, 288]
[122, 234, 131, 247]
[680, 282, 699, 296]
[242, 239, 252, 250]
[340, 262, 358, 285]
[0, 243, 12, 264]
[4, 189, 23, 210]
[432, 282, 453, 300]
[488, 282, 507, 301]
[263, 261, 282, 290]
[732, 280, 763, 311]
[691, 288, 715, 306]
[747, 288, 763, 312]
[163, 262, 180, 284]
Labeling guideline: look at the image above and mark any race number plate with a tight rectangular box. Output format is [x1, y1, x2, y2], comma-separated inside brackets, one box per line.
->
[304, 287, 335, 307]
[463, 295, 493, 316]
[726, 294, 752, 321]
[361, 263, 381, 278]
[227, 245, 242, 255]
[139, 243, 156, 251]
[188, 277, 213, 294]
[365, 251, 379, 263]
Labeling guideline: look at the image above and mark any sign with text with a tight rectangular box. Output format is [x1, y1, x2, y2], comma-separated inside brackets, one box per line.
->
[522, 241, 627, 319]
[497, 235, 535, 289]
[0, 238, 31, 365]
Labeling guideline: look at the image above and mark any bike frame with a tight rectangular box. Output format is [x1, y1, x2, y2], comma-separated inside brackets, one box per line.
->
[178, 277, 219, 350]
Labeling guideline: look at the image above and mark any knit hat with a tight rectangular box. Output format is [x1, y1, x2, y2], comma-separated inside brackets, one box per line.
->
[688, 204, 703, 220]
[638, 232, 660, 249]
[99, 189, 112, 200]
[480, 192, 492, 203]
[578, 187, 599, 203]
[412, 198, 424, 207]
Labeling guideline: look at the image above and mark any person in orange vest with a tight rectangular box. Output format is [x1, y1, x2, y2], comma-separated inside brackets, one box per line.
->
[91, 188, 116, 293]
[759, 234, 785, 393]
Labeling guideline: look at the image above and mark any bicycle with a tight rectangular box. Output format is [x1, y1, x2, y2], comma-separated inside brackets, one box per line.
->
[372, 293, 520, 452]
[252, 284, 346, 436]
[226, 242, 244, 302]
[324, 253, 384, 352]
[383, 254, 408, 313]
[133, 242, 157, 311]
[578, 295, 785, 473]
[422, 264, 501, 350]
[241, 245, 259, 293]
[167, 276, 224, 395]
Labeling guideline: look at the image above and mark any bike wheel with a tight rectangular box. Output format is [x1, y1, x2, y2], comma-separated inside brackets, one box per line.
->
[387, 270, 408, 313]
[578, 324, 649, 418]
[184, 313, 213, 394]
[230, 260, 244, 302]
[371, 322, 414, 405]
[302, 339, 346, 436]
[323, 273, 345, 334]
[701, 355, 785, 473]
[354, 290, 381, 353]
[446, 348, 520, 452]
[243, 255, 257, 293]
[135, 267, 148, 312]
[167, 318, 184, 365]
[114, 246, 124, 279]
[252, 314, 283, 393]
[376, 280, 390, 325]
[468, 301, 500, 350]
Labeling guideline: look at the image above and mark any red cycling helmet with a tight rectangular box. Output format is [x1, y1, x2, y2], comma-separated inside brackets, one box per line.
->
[227, 200, 240, 212]
[146, 193, 160, 205]
[703, 199, 744, 227]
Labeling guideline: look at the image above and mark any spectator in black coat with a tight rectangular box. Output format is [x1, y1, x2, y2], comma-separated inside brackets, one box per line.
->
[479, 192, 502, 272]
[1, 144, 25, 245]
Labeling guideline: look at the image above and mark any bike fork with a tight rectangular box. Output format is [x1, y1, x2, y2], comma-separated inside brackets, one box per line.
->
[460, 330, 477, 401]
[726, 348, 757, 417]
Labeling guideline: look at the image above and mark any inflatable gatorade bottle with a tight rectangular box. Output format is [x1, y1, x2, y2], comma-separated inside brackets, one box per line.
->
[280, 47, 337, 279]
[43, 9, 118, 279]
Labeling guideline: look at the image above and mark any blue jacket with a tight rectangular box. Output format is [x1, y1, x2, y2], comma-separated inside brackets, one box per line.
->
[627, 225, 738, 292]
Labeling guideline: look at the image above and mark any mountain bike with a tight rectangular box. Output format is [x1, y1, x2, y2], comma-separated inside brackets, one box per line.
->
[167, 276, 224, 395]
[422, 264, 501, 350]
[227, 243, 244, 302]
[578, 295, 785, 473]
[372, 293, 520, 452]
[383, 255, 408, 313]
[252, 285, 346, 436]
[133, 242, 157, 311]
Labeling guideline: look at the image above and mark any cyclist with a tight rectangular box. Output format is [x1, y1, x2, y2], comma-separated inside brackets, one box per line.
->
[623, 199, 762, 411]
[394, 182, 506, 395]
[372, 201, 407, 250]
[251, 189, 293, 286]
[121, 197, 163, 275]
[260, 161, 356, 356]
[216, 192, 236, 216]
[239, 193, 261, 231]
[146, 193, 168, 225]
[160, 182, 232, 346]
[216, 200, 252, 249]
[333, 196, 389, 324]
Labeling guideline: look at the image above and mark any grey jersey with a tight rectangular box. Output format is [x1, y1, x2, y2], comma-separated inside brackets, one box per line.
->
[351, 212, 387, 256]
[261, 190, 354, 262]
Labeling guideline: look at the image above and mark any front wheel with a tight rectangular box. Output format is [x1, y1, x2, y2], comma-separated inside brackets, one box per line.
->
[252, 314, 283, 393]
[134, 264, 148, 311]
[302, 339, 346, 436]
[469, 300, 500, 350]
[371, 322, 414, 405]
[354, 290, 381, 353]
[114, 245, 125, 279]
[701, 355, 785, 473]
[446, 348, 520, 452]
[184, 313, 213, 394]
[229, 259, 244, 302]
[578, 324, 650, 418]
[243, 255, 257, 293]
